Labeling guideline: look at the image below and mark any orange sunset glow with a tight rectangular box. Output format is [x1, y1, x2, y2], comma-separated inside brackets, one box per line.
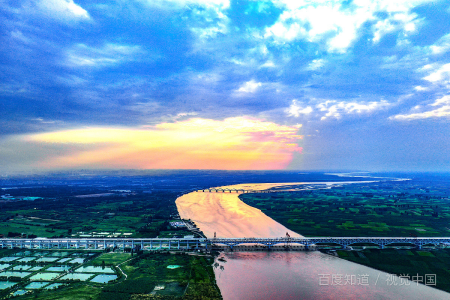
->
[25, 117, 303, 170]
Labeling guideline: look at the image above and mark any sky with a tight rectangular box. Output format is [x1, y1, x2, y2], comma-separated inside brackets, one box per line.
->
[0, 0, 450, 174]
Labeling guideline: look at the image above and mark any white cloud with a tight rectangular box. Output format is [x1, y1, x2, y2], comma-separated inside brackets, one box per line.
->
[36, 0, 90, 21]
[429, 33, 450, 55]
[307, 59, 325, 70]
[286, 100, 313, 117]
[265, 0, 431, 53]
[66, 43, 143, 68]
[138, 0, 229, 9]
[431, 95, 450, 106]
[260, 61, 276, 68]
[317, 100, 391, 120]
[237, 80, 262, 93]
[264, 2, 370, 52]
[390, 95, 450, 120]
[423, 63, 450, 83]
[414, 86, 428, 91]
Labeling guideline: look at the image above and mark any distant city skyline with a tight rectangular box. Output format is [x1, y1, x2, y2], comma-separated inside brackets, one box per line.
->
[1, 0, 450, 173]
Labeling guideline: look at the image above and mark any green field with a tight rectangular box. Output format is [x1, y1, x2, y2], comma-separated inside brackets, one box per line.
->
[240, 180, 450, 237]
[91, 253, 131, 266]
[0, 188, 197, 239]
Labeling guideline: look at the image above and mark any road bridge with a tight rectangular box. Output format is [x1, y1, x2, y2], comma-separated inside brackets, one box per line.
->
[1, 237, 450, 251]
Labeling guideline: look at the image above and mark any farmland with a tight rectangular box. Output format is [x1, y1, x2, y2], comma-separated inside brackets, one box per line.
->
[239, 179, 450, 237]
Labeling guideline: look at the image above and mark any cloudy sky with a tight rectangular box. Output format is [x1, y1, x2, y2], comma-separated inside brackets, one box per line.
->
[1, 0, 450, 174]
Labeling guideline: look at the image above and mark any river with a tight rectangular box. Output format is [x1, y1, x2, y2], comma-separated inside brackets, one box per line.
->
[176, 182, 450, 300]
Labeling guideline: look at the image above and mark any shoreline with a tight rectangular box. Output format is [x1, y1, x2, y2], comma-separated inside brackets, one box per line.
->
[175, 181, 377, 239]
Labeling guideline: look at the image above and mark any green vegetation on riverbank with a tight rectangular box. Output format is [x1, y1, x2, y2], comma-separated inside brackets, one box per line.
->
[240, 180, 450, 237]
[0, 187, 194, 239]
[335, 248, 450, 293]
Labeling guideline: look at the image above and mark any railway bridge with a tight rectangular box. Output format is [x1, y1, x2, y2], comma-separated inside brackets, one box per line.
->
[1, 237, 450, 251]
[195, 188, 275, 193]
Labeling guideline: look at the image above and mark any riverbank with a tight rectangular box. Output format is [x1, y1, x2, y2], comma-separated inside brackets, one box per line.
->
[176, 183, 308, 238]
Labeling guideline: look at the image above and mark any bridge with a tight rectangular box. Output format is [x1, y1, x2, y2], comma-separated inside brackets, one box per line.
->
[0, 238, 207, 251]
[211, 237, 450, 250]
[1, 237, 450, 251]
[196, 188, 275, 193]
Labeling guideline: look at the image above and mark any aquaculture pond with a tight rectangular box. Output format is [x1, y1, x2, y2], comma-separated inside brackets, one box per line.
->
[90, 274, 118, 283]
[58, 258, 72, 263]
[49, 252, 69, 257]
[60, 273, 93, 281]
[0, 281, 17, 290]
[29, 266, 44, 271]
[13, 290, 28, 296]
[45, 283, 64, 289]
[16, 257, 36, 262]
[29, 272, 60, 281]
[35, 257, 59, 263]
[47, 265, 72, 272]
[69, 258, 84, 264]
[0, 257, 18, 262]
[14, 251, 32, 256]
[0, 271, 30, 278]
[75, 266, 115, 273]
[25, 281, 50, 289]
[0, 264, 10, 270]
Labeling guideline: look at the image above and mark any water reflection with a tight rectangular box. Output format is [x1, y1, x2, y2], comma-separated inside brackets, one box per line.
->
[176, 183, 305, 238]
[214, 251, 450, 300]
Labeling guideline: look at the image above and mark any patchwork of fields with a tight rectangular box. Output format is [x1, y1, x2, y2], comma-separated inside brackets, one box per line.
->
[240, 180, 450, 237]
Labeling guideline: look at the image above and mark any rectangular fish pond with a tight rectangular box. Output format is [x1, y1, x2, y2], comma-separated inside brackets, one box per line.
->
[49, 251, 69, 257]
[68, 258, 84, 264]
[0, 257, 18, 262]
[75, 266, 115, 273]
[13, 290, 29, 296]
[44, 283, 65, 289]
[35, 257, 59, 263]
[29, 273, 60, 281]
[16, 257, 36, 263]
[46, 265, 72, 272]
[60, 273, 93, 281]
[25, 282, 50, 289]
[90, 274, 118, 283]
[0, 281, 18, 290]
[0, 271, 31, 278]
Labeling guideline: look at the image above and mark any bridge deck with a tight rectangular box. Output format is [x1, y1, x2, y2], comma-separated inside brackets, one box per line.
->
[1, 237, 449, 250]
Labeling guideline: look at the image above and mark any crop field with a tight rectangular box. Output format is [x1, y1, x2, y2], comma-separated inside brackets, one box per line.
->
[240, 179, 450, 237]
[0, 186, 193, 239]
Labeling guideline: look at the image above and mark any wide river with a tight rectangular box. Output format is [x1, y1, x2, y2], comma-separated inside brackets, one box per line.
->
[176, 182, 450, 300]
